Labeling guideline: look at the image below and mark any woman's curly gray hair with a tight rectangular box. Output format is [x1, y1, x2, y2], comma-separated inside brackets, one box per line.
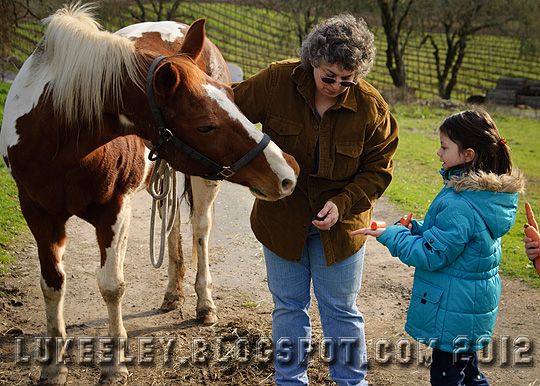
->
[300, 14, 375, 79]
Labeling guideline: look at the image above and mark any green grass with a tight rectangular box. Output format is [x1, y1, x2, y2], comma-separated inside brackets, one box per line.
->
[241, 301, 260, 309]
[0, 83, 28, 277]
[388, 104, 540, 286]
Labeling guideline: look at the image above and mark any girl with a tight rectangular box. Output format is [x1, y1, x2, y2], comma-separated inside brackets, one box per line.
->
[353, 109, 525, 385]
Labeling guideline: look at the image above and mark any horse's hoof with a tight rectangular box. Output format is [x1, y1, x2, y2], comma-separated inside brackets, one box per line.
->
[197, 309, 218, 325]
[38, 364, 68, 386]
[160, 292, 184, 312]
[99, 366, 129, 386]
[38, 376, 67, 386]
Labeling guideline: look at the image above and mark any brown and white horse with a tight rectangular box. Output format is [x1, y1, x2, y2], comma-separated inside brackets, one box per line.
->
[0, 4, 298, 385]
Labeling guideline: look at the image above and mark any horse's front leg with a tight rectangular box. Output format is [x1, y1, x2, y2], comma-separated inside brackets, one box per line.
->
[191, 176, 221, 325]
[160, 202, 186, 312]
[94, 196, 132, 385]
[19, 193, 69, 385]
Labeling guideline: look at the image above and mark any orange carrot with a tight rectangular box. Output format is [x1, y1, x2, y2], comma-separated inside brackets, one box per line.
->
[524, 224, 540, 276]
[370, 221, 387, 230]
[525, 202, 538, 231]
[399, 213, 413, 227]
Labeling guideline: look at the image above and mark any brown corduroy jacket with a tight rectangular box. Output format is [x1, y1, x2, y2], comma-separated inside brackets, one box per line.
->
[233, 60, 399, 264]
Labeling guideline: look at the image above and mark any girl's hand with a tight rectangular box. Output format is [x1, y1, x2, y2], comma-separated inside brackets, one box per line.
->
[350, 227, 385, 237]
[524, 236, 540, 261]
[399, 213, 413, 228]
[313, 201, 339, 230]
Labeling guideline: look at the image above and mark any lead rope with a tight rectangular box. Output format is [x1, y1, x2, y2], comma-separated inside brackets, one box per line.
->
[148, 159, 177, 268]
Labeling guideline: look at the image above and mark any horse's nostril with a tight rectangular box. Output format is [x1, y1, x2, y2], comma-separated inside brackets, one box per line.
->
[282, 178, 294, 192]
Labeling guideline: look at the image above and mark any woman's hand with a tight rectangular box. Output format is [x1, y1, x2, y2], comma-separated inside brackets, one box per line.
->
[524, 236, 540, 261]
[312, 201, 339, 230]
[350, 228, 385, 237]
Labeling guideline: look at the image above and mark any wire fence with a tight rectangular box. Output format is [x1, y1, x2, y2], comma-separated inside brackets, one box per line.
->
[2, 0, 539, 104]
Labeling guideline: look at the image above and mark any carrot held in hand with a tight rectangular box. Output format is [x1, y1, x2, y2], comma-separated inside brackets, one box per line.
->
[349, 221, 387, 237]
[399, 213, 413, 227]
[525, 202, 538, 230]
[370, 221, 387, 230]
[524, 224, 540, 276]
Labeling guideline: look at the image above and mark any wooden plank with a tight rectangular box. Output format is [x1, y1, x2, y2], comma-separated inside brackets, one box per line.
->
[496, 77, 527, 91]
[517, 95, 540, 109]
[486, 89, 516, 104]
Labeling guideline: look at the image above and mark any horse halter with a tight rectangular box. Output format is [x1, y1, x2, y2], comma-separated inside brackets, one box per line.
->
[145, 55, 271, 181]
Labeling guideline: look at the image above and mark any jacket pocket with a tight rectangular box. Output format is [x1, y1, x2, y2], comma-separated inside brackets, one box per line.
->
[422, 229, 448, 254]
[406, 279, 444, 340]
[266, 115, 303, 150]
[333, 141, 363, 179]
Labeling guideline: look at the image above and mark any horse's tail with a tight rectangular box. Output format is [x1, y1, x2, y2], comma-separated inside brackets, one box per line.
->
[180, 175, 194, 219]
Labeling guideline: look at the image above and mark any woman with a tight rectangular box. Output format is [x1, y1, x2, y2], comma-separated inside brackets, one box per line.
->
[233, 14, 398, 385]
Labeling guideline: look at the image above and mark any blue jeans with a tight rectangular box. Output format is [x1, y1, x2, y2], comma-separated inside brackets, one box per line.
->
[264, 225, 368, 386]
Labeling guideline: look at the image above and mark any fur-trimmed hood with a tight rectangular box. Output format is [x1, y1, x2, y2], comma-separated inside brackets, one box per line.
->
[447, 169, 526, 194]
[444, 169, 525, 238]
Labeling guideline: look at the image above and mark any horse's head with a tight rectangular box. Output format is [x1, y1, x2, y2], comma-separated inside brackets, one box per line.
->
[138, 19, 299, 201]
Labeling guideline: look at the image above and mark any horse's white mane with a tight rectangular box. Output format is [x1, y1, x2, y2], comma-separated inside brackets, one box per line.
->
[41, 3, 141, 126]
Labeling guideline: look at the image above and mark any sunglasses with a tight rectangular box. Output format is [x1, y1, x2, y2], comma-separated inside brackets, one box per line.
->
[320, 76, 357, 88]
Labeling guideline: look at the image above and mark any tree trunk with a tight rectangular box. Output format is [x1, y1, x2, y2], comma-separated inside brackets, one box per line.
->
[442, 36, 467, 99]
[378, 0, 413, 89]
[386, 43, 407, 88]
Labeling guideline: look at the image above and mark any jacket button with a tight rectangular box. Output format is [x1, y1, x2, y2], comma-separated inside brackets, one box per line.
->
[429, 239, 434, 243]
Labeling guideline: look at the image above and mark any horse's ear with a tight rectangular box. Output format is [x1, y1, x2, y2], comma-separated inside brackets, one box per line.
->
[180, 18, 206, 61]
[154, 62, 180, 98]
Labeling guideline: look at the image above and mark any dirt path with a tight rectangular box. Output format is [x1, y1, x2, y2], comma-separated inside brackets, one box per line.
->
[1, 182, 539, 385]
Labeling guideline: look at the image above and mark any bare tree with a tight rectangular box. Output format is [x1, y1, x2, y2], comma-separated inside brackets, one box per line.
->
[0, 0, 63, 73]
[261, 0, 359, 46]
[130, 0, 183, 22]
[508, 0, 540, 59]
[6, 0, 64, 22]
[418, 0, 513, 100]
[375, 0, 415, 89]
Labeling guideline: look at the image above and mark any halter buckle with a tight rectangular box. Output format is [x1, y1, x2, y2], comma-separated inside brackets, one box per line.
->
[148, 128, 174, 161]
[158, 127, 173, 142]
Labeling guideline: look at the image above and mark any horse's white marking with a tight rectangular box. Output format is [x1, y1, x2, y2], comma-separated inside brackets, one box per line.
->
[203, 84, 263, 141]
[263, 141, 298, 183]
[135, 147, 154, 193]
[97, 196, 131, 338]
[141, 147, 153, 187]
[208, 54, 223, 79]
[40, 261, 66, 337]
[202, 84, 297, 183]
[115, 21, 186, 42]
[0, 55, 50, 164]
[118, 114, 134, 128]
[190, 177, 219, 316]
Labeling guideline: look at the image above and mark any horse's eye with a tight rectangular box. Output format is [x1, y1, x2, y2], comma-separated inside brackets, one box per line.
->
[197, 125, 216, 134]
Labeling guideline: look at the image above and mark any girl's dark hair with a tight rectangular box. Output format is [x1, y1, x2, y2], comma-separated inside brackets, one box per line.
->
[439, 109, 512, 175]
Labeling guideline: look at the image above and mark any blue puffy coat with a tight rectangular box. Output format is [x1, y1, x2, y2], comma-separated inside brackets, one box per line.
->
[378, 169, 525, 352]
